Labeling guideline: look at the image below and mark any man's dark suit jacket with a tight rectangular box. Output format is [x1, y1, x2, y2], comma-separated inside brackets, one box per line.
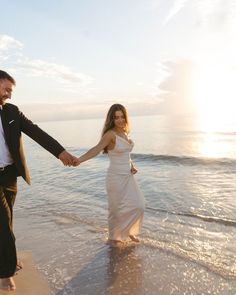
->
[1, 103, 65, 184]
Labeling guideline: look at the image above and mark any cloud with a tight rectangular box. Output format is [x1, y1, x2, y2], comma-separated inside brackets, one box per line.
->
[164, 0, 190, 25]
[0, 34, 93, 89]
[0, 34, 23, 63]
[156, 59, 197, 115]
[17, 58, 93, 87]
[0, 35, 23, 51]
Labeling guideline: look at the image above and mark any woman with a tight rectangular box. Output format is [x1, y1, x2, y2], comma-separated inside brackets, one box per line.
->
[77, 104, 145, 247]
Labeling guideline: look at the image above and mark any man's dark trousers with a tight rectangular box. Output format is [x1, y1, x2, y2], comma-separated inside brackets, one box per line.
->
[0, 165, 18, 278]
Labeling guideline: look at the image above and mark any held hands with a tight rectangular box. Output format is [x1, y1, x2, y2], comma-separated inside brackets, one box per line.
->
[59, 150, 80, 167]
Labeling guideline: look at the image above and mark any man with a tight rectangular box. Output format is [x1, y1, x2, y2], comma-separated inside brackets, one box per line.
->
[0, 70, 78, 290]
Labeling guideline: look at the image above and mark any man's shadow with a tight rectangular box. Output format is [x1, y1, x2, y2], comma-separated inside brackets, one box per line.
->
[56, 244, 143, 295]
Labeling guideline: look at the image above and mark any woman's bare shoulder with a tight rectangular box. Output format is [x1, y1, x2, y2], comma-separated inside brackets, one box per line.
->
[104, 129, 116, 137]
[104, 129, 116, 139]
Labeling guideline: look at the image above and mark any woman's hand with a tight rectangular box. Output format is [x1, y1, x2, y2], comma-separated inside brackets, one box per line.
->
[59, 150, 79, 166]
[131, 166, 138, 174]
[74, 157, 81, 166]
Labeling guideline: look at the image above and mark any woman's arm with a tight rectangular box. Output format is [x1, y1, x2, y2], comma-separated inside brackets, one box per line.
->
[78, 131, 115, 164]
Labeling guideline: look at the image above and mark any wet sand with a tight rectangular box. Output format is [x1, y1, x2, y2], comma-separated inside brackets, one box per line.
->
[0, 252, 51, 295]
[13, 211, 236, 295]
[1, 244, 235, 295]
[54, 242, 236, 295]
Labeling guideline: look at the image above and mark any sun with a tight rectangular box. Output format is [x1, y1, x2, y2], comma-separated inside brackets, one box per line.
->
[193, 62, 236, 133]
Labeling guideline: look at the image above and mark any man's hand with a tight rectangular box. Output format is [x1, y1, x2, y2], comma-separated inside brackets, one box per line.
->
[59, 150, 79, 167]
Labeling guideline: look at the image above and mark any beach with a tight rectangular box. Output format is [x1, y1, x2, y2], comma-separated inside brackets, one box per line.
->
[10, 115, 236, 294]
[14, 212, 236, 295]
[14, 215, 236, 295]
[0, 252, 51, 295]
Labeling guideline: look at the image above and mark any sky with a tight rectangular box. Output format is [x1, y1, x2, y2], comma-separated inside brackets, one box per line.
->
[1, 0, 236, 130]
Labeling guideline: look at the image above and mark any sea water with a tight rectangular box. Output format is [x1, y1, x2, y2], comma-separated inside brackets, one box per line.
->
[14, 115, 236, 294]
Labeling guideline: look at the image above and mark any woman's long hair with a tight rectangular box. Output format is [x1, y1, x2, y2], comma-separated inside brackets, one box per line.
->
[102, 104, 129, 153]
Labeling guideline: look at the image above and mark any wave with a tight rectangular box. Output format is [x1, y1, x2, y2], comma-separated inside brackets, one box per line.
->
[146, 206, 236, 227]
[69, 147, 236, 169]
[131, 153, 236, 167]
[69, 146, 236, 167]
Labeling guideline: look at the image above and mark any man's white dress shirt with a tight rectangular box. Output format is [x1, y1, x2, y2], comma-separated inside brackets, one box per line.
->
[0, 106, 14, 167]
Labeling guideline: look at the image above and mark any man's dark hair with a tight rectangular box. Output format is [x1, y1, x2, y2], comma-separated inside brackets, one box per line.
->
[0, 70, 16, 85]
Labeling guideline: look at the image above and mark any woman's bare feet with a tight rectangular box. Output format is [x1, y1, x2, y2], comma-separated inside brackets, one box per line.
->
[0, 277, 16, 291]
[129, 235, 140, 242]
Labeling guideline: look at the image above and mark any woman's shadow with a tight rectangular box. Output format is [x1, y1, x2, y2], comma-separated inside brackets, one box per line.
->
[56, 244, 143, 295]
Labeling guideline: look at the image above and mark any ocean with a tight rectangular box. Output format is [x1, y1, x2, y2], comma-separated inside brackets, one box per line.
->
[14, 115, 236, 294]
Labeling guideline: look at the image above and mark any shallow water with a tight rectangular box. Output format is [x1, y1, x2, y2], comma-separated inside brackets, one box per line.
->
[14, 116, 236, 294]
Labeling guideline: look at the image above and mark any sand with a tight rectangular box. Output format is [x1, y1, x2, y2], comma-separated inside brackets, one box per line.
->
[12, 213, 236, 294]
[0, 252, 52, 295]
[2, 242, 236, 294]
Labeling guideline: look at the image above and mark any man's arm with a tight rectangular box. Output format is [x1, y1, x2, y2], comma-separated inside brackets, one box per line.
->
[19, 109, 77, 166]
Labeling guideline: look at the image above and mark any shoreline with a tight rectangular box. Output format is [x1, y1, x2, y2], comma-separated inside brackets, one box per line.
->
[12, 244, 236, 295]
[0, 251, 52, 295]
[13, 210, 236, 295]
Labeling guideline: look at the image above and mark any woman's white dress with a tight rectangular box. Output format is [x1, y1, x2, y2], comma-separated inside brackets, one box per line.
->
[106, 135, 145, 241]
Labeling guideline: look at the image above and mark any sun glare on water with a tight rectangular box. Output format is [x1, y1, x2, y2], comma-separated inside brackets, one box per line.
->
[193, 62, 236, 133]
[193, 61, 236, 158]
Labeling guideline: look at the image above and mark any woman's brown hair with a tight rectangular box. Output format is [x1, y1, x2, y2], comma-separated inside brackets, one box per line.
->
[102, 104, 129, 153]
